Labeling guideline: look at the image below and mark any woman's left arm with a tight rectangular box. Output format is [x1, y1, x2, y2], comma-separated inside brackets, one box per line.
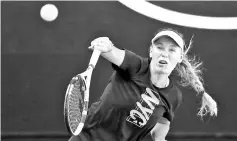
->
[150, 117, 170, 141]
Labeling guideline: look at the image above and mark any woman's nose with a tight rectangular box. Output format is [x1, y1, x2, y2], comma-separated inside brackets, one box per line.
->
[160, 50, 168, 57]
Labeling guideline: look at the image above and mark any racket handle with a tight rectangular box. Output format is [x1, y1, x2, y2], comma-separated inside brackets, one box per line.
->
[89, 49, 101, 69]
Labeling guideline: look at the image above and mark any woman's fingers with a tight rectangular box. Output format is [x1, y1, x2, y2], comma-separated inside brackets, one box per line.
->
[90, 37, 113, 53]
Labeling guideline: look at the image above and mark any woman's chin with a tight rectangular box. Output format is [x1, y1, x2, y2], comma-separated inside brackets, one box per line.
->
[154, 68, 170, 75]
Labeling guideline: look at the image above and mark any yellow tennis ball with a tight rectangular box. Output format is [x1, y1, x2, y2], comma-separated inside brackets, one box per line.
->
[40, 4, 58, 22]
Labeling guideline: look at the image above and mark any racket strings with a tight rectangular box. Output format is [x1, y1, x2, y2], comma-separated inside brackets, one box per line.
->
[68, 78, 85, 132]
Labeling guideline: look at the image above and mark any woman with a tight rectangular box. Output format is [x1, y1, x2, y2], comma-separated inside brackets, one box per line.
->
[69, 28, 217, 141]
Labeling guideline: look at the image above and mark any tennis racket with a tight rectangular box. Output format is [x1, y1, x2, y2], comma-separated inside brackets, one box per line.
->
[64, 49, 101, 136]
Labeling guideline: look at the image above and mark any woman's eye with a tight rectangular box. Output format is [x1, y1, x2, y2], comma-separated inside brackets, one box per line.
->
[157, 46, 163, 49]
[170, 49, 176, 52]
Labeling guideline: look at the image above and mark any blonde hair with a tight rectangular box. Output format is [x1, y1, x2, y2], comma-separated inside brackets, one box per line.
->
[153, 28, 218, 118]
[175, 54, 218, 117]
[176, 34, 217, 118]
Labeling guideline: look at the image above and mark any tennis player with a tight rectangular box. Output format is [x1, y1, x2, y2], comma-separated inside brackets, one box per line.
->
[69, 28, 217, 141]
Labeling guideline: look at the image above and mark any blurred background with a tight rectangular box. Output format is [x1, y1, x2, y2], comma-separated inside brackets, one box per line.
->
[1, 1, 237, 141]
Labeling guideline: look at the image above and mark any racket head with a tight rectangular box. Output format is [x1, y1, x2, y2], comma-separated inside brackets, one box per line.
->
[64, 74, 89, 136]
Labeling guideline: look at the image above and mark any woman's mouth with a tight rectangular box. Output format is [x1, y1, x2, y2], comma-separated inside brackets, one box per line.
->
[158, 60, 168, 65]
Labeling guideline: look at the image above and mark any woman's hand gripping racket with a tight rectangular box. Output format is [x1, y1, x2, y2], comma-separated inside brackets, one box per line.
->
[64, 49, 101, 136]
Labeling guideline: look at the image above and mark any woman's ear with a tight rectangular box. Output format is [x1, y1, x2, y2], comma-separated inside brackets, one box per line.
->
[178, 53, 184, 63]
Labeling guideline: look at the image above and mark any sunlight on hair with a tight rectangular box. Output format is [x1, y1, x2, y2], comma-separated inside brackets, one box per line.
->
[198, 92, 218, 117]
[184, 35, 194, 55]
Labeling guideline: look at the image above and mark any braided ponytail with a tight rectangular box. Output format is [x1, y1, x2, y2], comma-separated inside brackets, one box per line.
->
[175, 41, 218, 118]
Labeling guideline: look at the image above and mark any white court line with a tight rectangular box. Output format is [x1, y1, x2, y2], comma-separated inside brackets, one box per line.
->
[118, 0, 237, 30]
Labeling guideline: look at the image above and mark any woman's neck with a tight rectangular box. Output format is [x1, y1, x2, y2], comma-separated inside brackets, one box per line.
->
[150, 66, 170, 88]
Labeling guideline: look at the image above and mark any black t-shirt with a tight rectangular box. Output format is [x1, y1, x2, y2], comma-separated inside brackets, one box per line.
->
[69, 50, 182, 141]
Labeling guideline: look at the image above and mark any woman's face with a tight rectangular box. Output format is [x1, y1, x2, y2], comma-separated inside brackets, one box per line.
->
[150, 36, 183, 75]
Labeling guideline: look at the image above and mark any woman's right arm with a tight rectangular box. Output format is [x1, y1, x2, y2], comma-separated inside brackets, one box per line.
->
[150, 118, 170, 141]
[89, 37, 125, 67]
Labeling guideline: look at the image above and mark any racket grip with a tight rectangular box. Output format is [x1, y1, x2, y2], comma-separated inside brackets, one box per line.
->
[89, 49, 101, 69]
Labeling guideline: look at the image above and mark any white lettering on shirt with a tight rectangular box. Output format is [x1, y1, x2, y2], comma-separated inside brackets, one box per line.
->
[126, 88, 160, 127]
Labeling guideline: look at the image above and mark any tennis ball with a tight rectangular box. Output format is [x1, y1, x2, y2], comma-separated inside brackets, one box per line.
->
[40, 4, 58, 22]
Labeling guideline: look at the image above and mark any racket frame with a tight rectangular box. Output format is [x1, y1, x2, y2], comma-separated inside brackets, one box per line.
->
[64, 49, 101, 136]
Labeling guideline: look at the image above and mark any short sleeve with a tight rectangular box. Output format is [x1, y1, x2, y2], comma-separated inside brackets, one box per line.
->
[173, 87, 183, 112]
[162, 85, 183, 122]
[112, 49, 143, 77]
